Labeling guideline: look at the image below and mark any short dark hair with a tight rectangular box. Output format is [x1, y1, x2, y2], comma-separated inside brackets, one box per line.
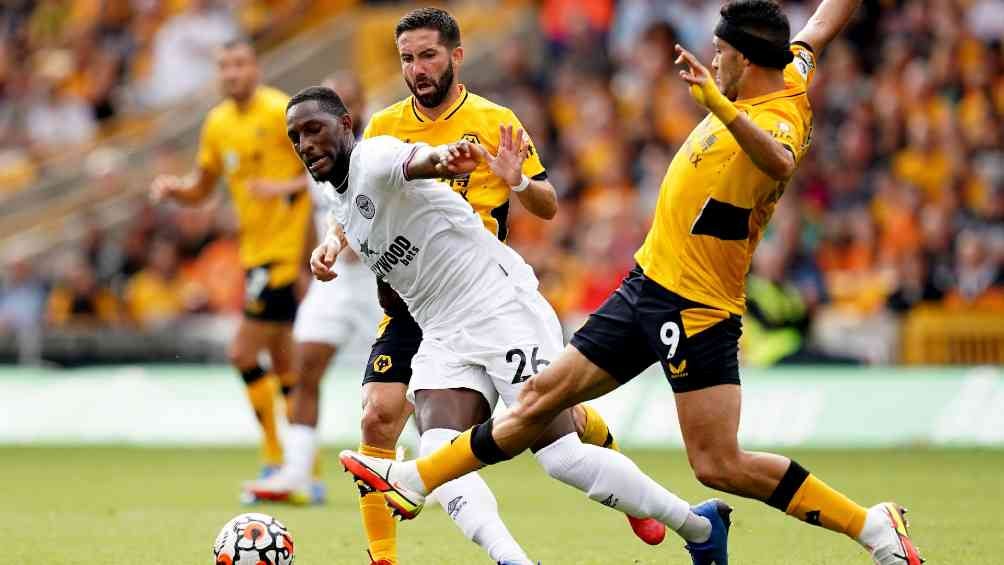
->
[287, 86, 349, 117]
[222, 37, 256, 53]
[720, 0, 790, 46]
[395, 7, 461, 48]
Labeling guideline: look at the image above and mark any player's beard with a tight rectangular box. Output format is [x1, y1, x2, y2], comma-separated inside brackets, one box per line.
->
[407, 61, 455, 109]
[317, 145, 353, 189]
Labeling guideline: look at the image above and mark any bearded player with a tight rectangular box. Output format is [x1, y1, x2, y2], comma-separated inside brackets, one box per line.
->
[340, 1, 925, 564]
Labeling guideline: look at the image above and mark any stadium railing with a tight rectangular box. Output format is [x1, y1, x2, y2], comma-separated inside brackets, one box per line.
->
[901, 305, 1004, 365]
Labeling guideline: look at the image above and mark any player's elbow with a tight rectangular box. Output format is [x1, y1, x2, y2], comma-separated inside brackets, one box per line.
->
[768, 153, 796, 181]
[522, 181, 558, 220]
[535, 201, 558, 221]
[771, 164, 795, 182]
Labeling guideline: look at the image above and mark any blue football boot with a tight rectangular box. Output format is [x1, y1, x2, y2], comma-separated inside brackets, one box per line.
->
[685, 498, 733, 565]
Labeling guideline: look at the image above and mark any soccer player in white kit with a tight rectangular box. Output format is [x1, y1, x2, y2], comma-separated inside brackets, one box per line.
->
[287, 85, 722, 564]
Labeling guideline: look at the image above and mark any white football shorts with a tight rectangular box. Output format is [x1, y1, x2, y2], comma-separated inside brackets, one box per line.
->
[407, 288, 565, 408]
[293, 257, 382, 347]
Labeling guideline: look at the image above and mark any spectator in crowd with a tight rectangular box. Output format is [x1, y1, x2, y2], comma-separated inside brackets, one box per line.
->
[185, 208, 244, 315]
[46, 255, 119, 328]
[0, 256, 46, 335]
[944, 229, 1004, 310]
[24, 54, 98, 152]
[143, 0, 238, 108]
[886, 251, 944, 314]
[124, 235, 206, 328]
[744, 242, 858, 367]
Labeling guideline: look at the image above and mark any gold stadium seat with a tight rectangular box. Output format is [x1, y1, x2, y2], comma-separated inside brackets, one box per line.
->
[901, 305, 1004, 365]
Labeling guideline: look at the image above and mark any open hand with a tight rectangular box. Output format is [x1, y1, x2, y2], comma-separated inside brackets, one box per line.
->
[675, 44, 717, 109]
[485, 124, 528, 187]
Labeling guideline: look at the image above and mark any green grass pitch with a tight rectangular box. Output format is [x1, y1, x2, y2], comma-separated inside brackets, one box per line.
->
[5, 446, 1001, 564]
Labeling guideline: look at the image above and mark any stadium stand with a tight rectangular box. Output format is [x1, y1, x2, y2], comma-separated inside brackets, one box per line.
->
[0, 0, 1000, 366]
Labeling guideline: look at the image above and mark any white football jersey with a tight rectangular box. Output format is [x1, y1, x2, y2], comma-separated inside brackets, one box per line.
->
[327, 136, 538, 335]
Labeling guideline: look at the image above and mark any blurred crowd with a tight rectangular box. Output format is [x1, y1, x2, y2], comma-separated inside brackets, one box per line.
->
[1, 0, 1002, 365]
[0, 0, 330, 195]
[2, 177, 248, 334]
[487, 0, 1004, 364]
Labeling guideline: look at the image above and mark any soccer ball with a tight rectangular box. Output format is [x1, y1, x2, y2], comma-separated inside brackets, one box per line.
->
[213, 512, 295, 565]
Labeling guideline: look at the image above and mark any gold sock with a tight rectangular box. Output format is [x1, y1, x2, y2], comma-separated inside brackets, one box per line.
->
[359, 444, 397, 564]
[245, 375, 283, 466]
[415, 429, 482, 492]
[787, 475, 868, 537]
[577, 403, 620, 451]
[771, 461, 868, 538]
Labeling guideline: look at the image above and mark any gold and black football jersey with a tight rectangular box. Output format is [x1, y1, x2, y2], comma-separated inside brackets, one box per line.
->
[635, 43, 816, 316]
[362, 85, 546, 241]
[197, 85, 311, 287]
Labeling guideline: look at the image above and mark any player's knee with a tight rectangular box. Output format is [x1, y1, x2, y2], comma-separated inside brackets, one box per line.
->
[295, 376, 320, 401]
[360, 398, 404, 444]
[228, 329, 259, 367]
[688, 447, 740, 491]
[227, 346, 256, 371]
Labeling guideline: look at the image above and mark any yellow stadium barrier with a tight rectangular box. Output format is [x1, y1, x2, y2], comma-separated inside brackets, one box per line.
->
[901, 305, 1004, 365]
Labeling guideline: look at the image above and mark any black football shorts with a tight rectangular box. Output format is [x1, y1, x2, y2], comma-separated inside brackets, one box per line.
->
[243, 264, 298, 323]
[362, 310, 423, 386]
[570, 265, 742, 393]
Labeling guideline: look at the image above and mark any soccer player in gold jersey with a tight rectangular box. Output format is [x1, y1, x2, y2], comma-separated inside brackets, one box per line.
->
[345, 8, 660, 565]
[150, 39, 311, 493]
[341, 2, 924, 564]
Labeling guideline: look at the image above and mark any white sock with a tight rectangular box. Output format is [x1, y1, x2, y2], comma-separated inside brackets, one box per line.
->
[857, 504, 894, 552]
[394, 460, 427, 494]
[283, 424, 317, 483]
[533, 432, 711, 543]
[421, 428, 532, 565]
[679, 512, 712, 544]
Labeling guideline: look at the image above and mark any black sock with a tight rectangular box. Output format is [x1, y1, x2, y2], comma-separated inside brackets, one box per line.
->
[469, 419, 512, 465]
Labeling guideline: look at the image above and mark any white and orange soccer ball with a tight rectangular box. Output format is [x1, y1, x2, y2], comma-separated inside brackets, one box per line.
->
[213, 513, 295, 565]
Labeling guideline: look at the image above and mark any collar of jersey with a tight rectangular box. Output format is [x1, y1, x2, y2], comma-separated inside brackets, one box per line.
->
[411, 84, 469, 122]
[734, 84, 805, 108]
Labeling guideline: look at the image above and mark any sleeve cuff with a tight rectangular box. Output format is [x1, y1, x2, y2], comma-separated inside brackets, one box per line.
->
[791, 40, 814, 54]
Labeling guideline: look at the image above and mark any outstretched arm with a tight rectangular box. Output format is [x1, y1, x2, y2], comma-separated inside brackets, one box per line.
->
[792, 0, 862, 55]
[404, 142, 481, 181]
[676, 45, 795, 180]
[247, 174, 309, 199]
[150, 167, 218, 205]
